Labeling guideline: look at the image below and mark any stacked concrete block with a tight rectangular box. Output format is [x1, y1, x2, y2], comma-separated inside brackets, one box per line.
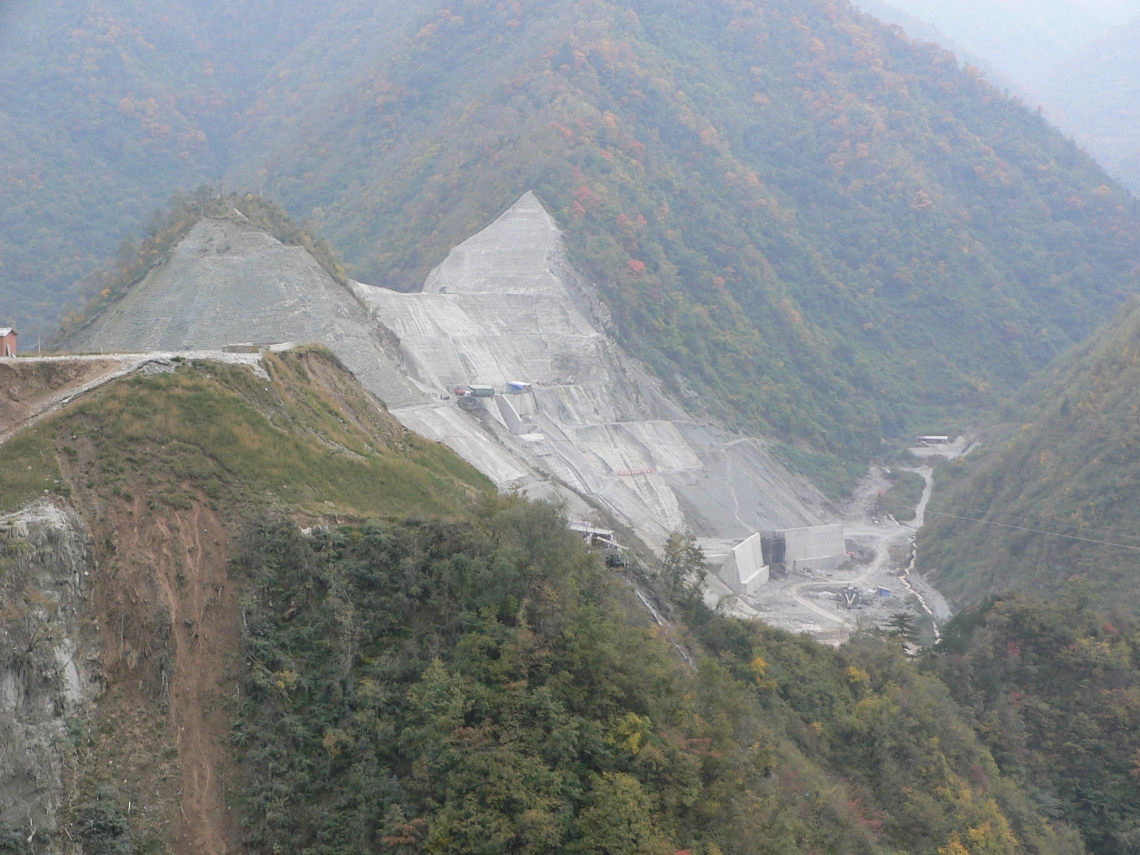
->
[703, 532, 770, 596]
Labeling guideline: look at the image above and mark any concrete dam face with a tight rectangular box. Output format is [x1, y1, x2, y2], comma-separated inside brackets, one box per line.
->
[356, 192, 832, 548]
[67, 192, 833, 552]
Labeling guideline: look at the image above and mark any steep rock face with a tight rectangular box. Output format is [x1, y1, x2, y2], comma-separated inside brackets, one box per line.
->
[359, 193, 832, 547]
[64, 217, 421, 409]
[0, 349, 489, 855]
[0, 501, 98, 853]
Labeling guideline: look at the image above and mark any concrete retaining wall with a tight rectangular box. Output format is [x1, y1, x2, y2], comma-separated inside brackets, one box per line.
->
[709, 532, 770, 596]
[495, 394, 525, 435]
[782, 524, 846, 571]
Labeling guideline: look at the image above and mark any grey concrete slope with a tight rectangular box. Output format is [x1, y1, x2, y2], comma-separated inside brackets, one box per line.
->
[63, 195, 833, 551]
[356, 192, 833, 547]
[64, 218, 421, 409]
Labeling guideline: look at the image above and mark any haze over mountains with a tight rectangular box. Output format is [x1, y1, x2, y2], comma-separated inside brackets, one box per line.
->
[5, 0, 1140, 478]
[863, 0, 1140, 192]
[9, 3, 1140, 853]
[920, 295, 1140, 607]
[860, 0, 1140, 91]
[1042, 16, 1140, 194]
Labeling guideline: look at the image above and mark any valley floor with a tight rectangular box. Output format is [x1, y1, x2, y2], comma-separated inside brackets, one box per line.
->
[708, 441, 965, 645]
[1, 351, 963, 648]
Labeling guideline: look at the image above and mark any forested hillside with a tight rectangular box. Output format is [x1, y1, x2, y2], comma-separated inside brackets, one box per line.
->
[5, 0, 1140, 468]
[223, 0, 1140, 465]
[0, 355, 1091, 855]
[0, 0, 416, 331]
[930, 591, 1140, 854]
[919, 297, 1140, 608]
[232, 502, 1084, 855]
[0, 348, 491, 854]
[1043, 15, 1140, 194]
[854, 0, 1140, 195]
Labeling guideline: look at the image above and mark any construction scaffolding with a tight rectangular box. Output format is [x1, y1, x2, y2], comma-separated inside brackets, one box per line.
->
[570, 521, 627, 566]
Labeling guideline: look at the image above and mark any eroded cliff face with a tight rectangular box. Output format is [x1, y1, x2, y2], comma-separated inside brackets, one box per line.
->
[0, 501, 99, 854]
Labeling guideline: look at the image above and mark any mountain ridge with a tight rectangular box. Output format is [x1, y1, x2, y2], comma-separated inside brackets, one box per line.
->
[218, 0, 1140, 462]
[68, 191, 836, 555]
[6, 0, 1140, 470]
[1042, 15, 1140, 194]
[918, 295, 1140, 608]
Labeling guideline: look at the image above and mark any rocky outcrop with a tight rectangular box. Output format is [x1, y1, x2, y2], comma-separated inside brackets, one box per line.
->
[0, 501, 99, 854]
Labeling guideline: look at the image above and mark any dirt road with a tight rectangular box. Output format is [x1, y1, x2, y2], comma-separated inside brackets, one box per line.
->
[721, 445, 962, 644]
[0, 352, 267, 447]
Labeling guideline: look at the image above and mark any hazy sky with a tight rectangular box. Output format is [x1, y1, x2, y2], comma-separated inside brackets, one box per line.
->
[873, 0, 1139, 90]
[1063, 0, 1140, 24]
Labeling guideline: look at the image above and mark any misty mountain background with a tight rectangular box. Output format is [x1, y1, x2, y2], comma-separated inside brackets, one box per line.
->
[860, 0, 1140, 192]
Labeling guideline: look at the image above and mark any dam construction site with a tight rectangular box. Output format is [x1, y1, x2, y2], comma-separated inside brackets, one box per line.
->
[32, 192, 947, 642]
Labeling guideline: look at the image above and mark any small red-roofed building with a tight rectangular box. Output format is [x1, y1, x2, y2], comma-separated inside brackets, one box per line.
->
[0, 327, 15, 357]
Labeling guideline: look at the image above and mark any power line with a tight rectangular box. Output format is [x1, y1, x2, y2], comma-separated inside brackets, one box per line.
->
[925, 510, 1140, 553]
[989, 510, 1140, 545]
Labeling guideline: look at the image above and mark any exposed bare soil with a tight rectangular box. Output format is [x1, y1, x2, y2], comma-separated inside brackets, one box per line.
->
[0, 357, 263, 854]
[62, 443, 243, 855]
[0, 358, 120, 435]
[0, 350, 483, 855]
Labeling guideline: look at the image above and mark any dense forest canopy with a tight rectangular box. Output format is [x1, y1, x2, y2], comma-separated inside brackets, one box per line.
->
[4, 0, 1140, 469]
[919, 296, 1140, 609]
[232, 500, 1084, 855]
[929, 590, 1140, 854]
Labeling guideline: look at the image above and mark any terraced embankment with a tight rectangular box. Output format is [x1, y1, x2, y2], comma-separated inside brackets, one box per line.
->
[63, 217, 421, 410]
[356, 193, 833, 547]
[66, 195, 835, 551]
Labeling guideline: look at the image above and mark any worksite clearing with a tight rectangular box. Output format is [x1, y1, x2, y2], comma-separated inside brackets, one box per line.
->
[716, 459, 954, 645]
[54, 190, 953, 642]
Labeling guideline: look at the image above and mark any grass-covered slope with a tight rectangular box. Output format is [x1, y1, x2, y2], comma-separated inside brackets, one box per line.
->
[919, 297, 1140, 608]
[0, 346, 490, 855]
[232, 500, 1084, 855]
[227, 0, 1140, 462]
[0, 347, 489, 518]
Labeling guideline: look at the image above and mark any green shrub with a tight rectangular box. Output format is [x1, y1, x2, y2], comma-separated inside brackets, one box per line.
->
[75, 793, 132, 855]
[0, 822, 29, 855]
